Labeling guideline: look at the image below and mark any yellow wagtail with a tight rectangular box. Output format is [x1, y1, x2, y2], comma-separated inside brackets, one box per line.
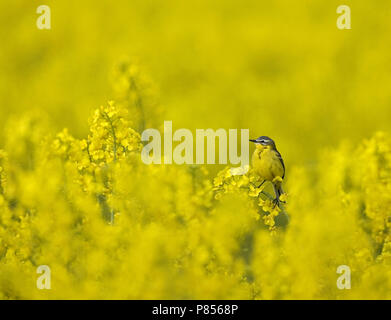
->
[250, 136, 285, 206]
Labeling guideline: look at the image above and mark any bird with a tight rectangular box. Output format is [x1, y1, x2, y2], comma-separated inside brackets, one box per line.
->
[249, 136, 285, 207]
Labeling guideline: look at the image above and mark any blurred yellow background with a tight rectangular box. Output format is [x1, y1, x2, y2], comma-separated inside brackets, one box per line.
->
[2, 0, 390, 166]
[1, 0, 391, 300]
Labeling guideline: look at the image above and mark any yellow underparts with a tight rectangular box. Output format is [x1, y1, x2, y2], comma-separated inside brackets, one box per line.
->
[252, 145, 284, 183]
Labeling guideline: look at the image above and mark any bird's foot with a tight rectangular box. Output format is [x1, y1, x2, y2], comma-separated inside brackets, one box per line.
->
[272, 198, 282, 208]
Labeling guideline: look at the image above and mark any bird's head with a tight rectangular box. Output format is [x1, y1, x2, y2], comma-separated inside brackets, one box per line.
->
[249, 136, 276, 149]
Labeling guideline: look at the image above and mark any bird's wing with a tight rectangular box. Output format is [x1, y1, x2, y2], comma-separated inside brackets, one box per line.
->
[275, 150, 285, 179]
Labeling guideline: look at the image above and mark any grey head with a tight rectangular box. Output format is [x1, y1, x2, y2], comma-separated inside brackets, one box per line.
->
[249, 136, 276, 147]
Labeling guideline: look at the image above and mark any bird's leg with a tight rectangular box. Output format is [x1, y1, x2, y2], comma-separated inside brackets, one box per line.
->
[257, 180, 266, 188]
[272, 184, 282, 208]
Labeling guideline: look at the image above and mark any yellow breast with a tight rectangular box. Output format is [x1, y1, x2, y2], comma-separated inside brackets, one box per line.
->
[252, 147, 284, 182]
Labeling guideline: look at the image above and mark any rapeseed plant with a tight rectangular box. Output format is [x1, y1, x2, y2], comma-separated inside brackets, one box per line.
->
[0, 87, 390, 298]
[1, 1, 391, 299]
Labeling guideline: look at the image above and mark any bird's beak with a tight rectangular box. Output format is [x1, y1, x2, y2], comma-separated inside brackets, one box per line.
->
[249, 139, 257, 143]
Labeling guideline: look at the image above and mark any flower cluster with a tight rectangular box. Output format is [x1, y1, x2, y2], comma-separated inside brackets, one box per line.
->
[3, 0, 391, 300]
[213, 167, 287, 230]
[0, 84, 391, 300]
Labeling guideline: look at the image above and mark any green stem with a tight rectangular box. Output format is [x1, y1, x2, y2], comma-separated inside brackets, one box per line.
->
[103, 111, 118, 162]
